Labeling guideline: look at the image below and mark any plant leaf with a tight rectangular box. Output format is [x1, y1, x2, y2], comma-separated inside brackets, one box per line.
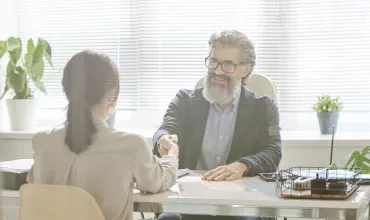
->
[39, 38, 52, 67]
[313, 94, 343, 113]
[6, 61, 15, 80]
[7, 37, 22, 65]
[358, 146, 370, 170]
[22, 39, 35, 73]
[344, 146, 370, 173]
[361, 156, 370, 166]
[23, 53, 33, 73]
[32, 40, 45, 64]
[0, 84, 9, 99]
[0, 40, 7, 60]
[344, 152, 357, 169]
[15, 67, 30, 99]
[350, 158, 358, 171]
[366, 145, 370, 154]
[27, 38, 35, 54]
[32, 79, 47, 95]
[7, 62, 25, 94]
[361, 145, 370, 154]
[31, 60, 44, 80]
[362, 146, 370, 156]
[7, 37, 21, 51]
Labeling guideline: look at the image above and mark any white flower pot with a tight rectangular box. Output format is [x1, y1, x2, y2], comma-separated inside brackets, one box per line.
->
[5, 99, 36, 131]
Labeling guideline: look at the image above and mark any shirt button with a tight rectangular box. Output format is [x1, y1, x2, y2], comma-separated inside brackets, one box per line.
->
[219, 136, 223, 140]
[216, 157, 220, 161]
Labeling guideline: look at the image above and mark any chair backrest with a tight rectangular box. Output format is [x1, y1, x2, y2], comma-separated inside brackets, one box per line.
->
[0, 209, 6, 220]
[1, 206, 15, 220]
[19, 184, 105, 220]
[194, 73, 278, 106]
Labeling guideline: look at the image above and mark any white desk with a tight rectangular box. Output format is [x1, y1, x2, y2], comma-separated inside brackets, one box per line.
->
[1, 172, 370, 220]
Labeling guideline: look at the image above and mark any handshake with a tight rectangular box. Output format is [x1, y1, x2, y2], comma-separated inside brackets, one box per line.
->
[157, 134, 179, 159]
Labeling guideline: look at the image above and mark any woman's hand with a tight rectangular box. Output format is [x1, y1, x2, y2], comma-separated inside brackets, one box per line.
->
[157, 135, 179, 158]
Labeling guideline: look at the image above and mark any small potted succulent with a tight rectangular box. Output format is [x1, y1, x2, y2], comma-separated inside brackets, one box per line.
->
[313, 94, 343, 134]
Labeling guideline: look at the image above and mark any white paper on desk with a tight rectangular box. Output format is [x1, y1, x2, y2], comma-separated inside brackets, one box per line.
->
[0, 159, 34, 173]
[201, 179, 248, 192]
[169, 183, 181, 193]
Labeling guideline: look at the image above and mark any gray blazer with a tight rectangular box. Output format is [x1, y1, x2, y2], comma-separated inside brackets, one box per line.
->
[153, 87, 282, 176]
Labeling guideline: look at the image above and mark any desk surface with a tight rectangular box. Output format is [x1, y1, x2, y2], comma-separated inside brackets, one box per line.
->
[133, 173, 370, 219]
[134, 173, 367, 209]
[2, 171, 370, 219]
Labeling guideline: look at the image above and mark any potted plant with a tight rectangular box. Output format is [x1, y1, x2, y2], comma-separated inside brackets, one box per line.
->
[344, 145, 370, 173]
[0, 37, 52, 130]
[313, 94, 343, 134]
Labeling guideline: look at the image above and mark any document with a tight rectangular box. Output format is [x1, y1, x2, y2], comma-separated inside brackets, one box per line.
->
[201, 179, 248, 192]
[0, 159, 34, 173]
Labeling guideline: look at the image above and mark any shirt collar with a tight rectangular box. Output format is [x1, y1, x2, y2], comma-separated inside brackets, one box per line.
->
[92, 117, 109, 129]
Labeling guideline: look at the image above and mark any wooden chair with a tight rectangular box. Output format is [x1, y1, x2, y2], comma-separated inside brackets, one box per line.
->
[19, 184, 105, 220]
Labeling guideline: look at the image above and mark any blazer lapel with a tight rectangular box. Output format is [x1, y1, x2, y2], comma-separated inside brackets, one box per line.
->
[185, 89, 209, 169]
[228, 87, 256, 162]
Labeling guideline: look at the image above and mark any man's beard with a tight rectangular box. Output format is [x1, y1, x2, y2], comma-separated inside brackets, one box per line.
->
[202, 71, 241, 105]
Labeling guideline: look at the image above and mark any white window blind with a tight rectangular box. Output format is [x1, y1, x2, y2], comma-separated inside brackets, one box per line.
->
[16, 0, 370, 112]
[278, 0, 370, 111]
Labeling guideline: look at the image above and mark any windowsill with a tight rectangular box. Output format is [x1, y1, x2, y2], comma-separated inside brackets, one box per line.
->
[0, 128, 369, 148]
[0, 108, 369, 148]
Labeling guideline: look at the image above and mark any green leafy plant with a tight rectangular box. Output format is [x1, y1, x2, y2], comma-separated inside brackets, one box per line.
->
[0, 37, 53, 99]
[313, 94, 343, 113]
[344, 145, 370, 173]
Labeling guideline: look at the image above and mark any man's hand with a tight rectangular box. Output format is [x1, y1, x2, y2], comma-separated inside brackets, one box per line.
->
[157, 134, 178, 157]
[201, 162, 248, 181]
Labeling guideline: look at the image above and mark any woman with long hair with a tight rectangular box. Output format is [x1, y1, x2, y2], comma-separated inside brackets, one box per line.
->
[27, 50, 179, 220]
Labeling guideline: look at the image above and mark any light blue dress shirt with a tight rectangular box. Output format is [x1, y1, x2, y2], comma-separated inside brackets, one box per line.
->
[196, 92, 241, 170]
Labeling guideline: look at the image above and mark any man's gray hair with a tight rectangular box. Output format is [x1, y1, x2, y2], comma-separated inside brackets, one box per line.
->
[208, 30, 256, 84]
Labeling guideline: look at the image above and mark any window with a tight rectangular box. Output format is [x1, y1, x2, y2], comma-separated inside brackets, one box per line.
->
[8, 0, 370, 112]
[278, 0, 370, 111]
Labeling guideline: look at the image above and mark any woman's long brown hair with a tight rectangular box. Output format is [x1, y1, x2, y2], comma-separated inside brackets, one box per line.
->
[62, 50, 119, 154]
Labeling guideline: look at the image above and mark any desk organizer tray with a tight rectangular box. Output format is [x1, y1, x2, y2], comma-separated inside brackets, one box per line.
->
[275, 166, 362, 200]
[0, 159, 33, 190]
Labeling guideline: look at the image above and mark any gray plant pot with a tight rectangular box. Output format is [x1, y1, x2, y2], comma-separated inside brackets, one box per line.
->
[317, 112, 339, 134]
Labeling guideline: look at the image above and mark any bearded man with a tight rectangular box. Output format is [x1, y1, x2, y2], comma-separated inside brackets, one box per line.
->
[153, 30, 282, 220]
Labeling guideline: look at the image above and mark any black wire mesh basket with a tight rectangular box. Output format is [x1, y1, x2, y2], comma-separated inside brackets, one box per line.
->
[275, 166, 363, 199]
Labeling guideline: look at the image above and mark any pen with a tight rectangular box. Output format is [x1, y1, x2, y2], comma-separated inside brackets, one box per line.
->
[177, 173, 190, 179]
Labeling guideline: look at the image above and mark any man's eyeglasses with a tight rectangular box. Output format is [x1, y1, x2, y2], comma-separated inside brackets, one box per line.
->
[205, 56, 245, 74]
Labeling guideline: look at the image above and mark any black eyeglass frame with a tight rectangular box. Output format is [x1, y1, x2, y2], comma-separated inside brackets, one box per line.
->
[204, 56, 249, 74]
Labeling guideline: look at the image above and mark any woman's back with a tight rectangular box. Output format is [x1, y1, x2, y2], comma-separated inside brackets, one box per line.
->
[27, 118, 178, 220]
[27, 50, 178, 220]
